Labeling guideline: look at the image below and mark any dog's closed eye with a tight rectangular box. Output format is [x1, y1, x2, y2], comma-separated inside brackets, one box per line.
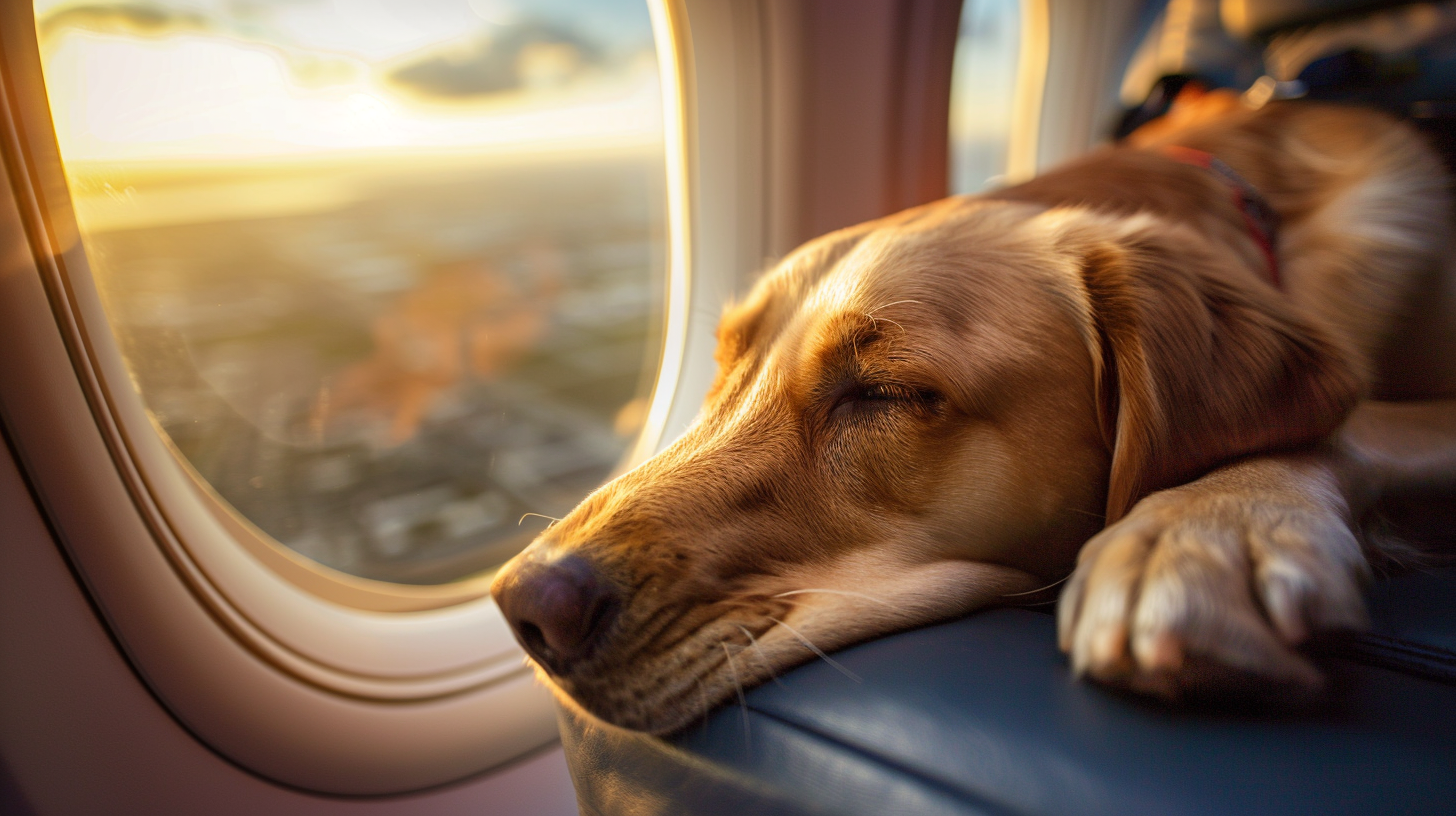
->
[829, 381, 940, 420]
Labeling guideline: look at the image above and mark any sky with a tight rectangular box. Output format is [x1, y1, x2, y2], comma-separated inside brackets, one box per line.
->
[35, 0, 654, 61]
[948, 0, 1020, 192]
[35, 0, 663, 164]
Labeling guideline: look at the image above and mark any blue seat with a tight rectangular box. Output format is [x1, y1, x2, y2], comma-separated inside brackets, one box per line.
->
[562, 569, 1456, 815]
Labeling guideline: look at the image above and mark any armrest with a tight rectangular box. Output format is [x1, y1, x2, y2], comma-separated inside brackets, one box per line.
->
[563, 572, 1456, 816]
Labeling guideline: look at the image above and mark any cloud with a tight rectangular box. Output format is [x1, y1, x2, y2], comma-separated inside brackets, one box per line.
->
[38, 2, 365, 89]
[36, 4, 622, 102]
[386, 20, 604, 101]
[37, 2, 209, 41]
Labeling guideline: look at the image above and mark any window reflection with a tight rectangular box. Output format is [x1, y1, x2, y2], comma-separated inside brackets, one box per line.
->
[36, 0, 666, 585]
[949, 0, 1020, 194]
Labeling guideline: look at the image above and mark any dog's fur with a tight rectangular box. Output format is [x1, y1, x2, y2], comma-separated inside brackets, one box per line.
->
[492, 98, 1456, 733]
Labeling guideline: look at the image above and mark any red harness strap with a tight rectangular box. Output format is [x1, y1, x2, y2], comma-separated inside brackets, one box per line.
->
[1161, 145, 1282, 289]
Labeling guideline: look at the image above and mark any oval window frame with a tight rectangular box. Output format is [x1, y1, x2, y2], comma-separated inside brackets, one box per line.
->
[0, 0, 741, 794]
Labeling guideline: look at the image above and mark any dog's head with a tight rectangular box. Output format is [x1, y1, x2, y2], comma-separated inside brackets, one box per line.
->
[490, 195, 1360, 733]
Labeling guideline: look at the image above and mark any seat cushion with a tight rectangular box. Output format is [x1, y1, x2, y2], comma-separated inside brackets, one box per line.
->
[562, 569, 1456, 816]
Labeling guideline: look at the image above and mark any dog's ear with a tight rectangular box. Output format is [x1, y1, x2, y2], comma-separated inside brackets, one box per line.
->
[1070, 216, 1363, 522]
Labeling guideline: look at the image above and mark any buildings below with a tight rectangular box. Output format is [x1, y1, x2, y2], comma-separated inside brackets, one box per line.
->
[81, 150, 666, 584]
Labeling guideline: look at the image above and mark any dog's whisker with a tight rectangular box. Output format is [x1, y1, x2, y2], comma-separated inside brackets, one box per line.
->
[866, 314, 908, 335]
[713, 596, 794, 616]
[721, 642, 751, 747]
[766, 616, 861, 683]
[864, 298, 923, 316]
[1001, 573, 1073, 598]
[736, 624, 786, 687]
[1016, 598, 1060, 607]
[774, 588, 896, 609]
[517, 512, 563, 528]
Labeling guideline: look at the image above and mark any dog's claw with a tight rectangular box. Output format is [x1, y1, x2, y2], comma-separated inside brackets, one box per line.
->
[1134, 630, 1184, 673]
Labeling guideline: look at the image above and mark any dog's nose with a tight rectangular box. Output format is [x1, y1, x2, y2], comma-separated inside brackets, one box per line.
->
[492, 554, 620, 674]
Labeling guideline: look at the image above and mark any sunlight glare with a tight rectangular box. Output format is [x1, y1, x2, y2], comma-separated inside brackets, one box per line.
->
[42, 27, 661, 165]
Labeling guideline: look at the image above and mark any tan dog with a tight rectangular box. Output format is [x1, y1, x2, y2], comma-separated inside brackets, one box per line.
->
[491, 99, 1456, 733]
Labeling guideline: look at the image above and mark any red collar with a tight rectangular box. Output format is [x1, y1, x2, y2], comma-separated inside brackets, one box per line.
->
[1161, 145, 1282, 289]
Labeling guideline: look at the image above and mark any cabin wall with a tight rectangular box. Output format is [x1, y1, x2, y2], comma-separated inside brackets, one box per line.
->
[0, 430, 577, 815]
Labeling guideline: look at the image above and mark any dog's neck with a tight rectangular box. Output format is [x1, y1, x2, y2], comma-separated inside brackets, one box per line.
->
[1160, 144, 1282, 289]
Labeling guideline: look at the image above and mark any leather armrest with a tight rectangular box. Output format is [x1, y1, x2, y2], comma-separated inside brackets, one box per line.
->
[563, 571, 1456, 816]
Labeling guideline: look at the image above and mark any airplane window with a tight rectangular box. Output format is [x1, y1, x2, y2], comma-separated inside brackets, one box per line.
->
[948, 0, 1020, 193]
[34, 0, 666, 586]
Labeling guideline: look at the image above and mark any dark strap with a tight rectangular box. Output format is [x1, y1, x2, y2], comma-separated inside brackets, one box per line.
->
[1162, 144, 1283, 289]
[1307, 630, 1456, 686]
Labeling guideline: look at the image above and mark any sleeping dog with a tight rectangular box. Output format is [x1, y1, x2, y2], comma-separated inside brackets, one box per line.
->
[491, 97, 1456, 733]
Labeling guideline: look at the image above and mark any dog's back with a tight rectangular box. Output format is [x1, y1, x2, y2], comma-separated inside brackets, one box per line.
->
[1000, 100, 1455, 399]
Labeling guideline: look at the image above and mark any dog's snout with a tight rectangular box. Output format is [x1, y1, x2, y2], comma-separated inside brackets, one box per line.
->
[493, 554, 620, 674]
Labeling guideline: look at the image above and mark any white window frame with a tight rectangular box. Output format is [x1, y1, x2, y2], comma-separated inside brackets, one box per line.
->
[0, 0, 769, 794]
[1013, 0, 1149, 178]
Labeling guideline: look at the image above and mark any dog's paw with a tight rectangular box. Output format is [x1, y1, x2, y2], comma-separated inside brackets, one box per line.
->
[1057, 478, 1369, 700]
